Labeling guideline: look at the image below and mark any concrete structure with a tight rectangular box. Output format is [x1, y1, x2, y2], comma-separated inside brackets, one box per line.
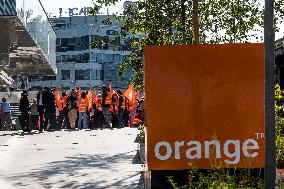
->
[30, 14, 133, 90]
[0, 0, 56, 87]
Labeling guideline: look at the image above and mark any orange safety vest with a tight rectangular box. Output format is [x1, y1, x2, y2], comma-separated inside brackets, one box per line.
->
[62, 96, 67, 108]
[78, 98, 88, 112]
[105, 92, 112, 105]
[58, 96, 67, 112]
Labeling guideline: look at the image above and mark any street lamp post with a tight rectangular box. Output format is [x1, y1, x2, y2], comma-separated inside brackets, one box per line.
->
[264, 0, 275, 188]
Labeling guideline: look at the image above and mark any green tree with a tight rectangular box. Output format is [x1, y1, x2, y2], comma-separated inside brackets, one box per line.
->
[90, 0, 263, 90]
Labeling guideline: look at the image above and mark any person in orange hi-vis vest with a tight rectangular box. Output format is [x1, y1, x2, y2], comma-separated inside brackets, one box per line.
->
[110, 93, 119, 128]
[77, 91, 88, 129]
[58, 91, 70, 129]
[85, 90, 90, 128]
[101, 85, 111, 128]
[93, 93, 104, 128]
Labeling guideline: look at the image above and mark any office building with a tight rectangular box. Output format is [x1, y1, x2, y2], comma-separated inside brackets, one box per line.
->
[30, 14, 133, 90]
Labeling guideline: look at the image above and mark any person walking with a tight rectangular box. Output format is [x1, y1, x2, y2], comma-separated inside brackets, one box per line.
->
[30, 98, 39, 130]
[77, 91, 88, 129]
[1, 97, 12, 131]
[19, 90, 30, 132]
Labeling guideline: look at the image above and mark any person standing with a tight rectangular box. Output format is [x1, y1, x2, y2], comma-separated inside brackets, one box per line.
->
[67, 89, 77, 129]
[19, 90, 30, 132]
[101, 85, 111, 128]
[110, 93, 119, 128]
[37, 87, 46, 131]
[58, 91, 69, 129]
[1, 97, 12, 131]
[45, 89, 57, 131]
[77, 92, 88, 129]
[30, 98, 39, 130]
[93, 94, 104, 128]
[117, 90, 125, 128]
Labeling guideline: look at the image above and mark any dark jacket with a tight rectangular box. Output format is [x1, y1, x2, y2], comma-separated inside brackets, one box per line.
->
[67, 94, 77, 109]
[45, 92, 56, 113]
[19, 96, 30, 113]
[118, 95, 124, 109]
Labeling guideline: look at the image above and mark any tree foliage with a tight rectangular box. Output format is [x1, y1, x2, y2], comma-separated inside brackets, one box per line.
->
[91, 0, 275, 90]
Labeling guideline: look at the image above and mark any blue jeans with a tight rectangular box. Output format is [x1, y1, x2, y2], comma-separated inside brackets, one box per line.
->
[78, 111, 87, 129]
[103, 107, 111, 128]
[118, 109, 125, 128]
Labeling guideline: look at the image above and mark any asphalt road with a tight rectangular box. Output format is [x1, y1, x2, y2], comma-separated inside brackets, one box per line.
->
[0, 128, 144, 189]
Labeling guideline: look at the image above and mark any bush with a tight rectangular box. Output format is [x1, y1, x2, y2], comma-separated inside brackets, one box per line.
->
[167, 165, 264, 189]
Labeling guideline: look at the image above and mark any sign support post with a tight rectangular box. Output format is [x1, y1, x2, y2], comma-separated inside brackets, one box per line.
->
[264, 0, 276, 188]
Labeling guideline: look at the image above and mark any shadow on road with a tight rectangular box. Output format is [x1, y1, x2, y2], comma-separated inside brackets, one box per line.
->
[5, 151, 144, 189]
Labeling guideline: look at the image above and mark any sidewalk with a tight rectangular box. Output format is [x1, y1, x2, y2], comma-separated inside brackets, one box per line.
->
[0, 128, 144, 188]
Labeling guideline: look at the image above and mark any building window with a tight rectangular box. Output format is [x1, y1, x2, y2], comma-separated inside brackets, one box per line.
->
[61, 38, 68, 46]
[56, 38, 61, 46]
[105, 54, 113, 62]
[82, 53, 90, 62]
[68, 37, 75, 45]
[114, 54, 121, 62]
[61, 70, 70, 80]
[96, 53, 103, 63]
[75, 70, 90, 80]
[56, 56, 61, 63]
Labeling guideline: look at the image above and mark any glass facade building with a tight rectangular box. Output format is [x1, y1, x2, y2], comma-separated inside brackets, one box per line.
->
[0, 0, 56, 86]
[16, 0, 56, 70]
[0, 0, 16, 16]
[45, 15, 133, 90]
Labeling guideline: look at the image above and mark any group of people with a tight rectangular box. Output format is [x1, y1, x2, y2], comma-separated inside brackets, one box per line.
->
[0, 84, 144, 132]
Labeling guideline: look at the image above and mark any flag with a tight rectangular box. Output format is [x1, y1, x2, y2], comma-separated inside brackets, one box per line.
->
[93, 89, 98, 105]
[78, 86, 82, 99]
[109, 83, 117, 96]
[55, 87, 61, 111]
[124, 83, 136, 106]
[88, 88, 92, 109]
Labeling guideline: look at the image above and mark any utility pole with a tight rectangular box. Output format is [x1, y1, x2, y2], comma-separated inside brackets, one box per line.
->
[264, 0, 275, 188]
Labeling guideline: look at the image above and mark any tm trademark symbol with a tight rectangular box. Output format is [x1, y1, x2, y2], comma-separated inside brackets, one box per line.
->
[255, 133, 265, 139]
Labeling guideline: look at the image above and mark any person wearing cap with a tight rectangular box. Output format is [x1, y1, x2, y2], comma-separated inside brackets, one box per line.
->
[1, 97, 12, 131]
[19, 90, 31, 132]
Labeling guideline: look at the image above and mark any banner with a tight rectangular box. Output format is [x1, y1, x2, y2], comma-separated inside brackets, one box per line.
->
[144, 44, 264, 170]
